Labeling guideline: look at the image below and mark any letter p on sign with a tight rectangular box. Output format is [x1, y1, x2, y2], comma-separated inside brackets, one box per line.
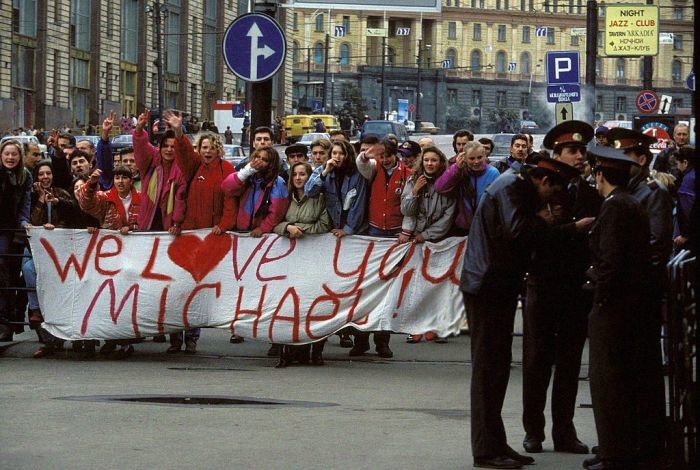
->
[546, 51, 580, 85]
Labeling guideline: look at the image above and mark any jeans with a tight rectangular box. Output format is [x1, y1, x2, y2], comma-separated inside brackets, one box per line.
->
[21, 248, 38, 311]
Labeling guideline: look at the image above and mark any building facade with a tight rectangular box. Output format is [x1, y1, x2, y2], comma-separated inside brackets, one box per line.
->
[288, 0, 694, 132]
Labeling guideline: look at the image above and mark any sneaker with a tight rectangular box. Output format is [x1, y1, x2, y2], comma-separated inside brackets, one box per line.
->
[167, 342, 182, 354]
[406, 334, 423, 343]
[229, 334, 245, 344]
[339, 334, 354, 348]
[424, 331, 438, 342]
[349, 344, 370, 356]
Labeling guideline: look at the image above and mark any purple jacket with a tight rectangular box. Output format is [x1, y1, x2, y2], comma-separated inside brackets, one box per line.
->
[435, 162, 499, 232]
[221, 168, 289, 233]
[132, 130, 187, 230]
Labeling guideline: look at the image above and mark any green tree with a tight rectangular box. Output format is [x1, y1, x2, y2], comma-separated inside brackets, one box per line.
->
[445, 104, 482, 134]
[486, 108, 520, 133]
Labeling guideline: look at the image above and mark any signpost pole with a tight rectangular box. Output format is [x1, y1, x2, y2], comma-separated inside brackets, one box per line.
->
[416, 38, 422, 132]
[642, 0, 654, 90]
[250, 1, 277, 133]
[322, 32, 330, 113]
[585, 0, 598, 125]
[380, 35, 386, 120]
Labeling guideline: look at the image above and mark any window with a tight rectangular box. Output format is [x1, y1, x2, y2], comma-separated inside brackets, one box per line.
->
[571, 34, 579, 46]
[121, 1, 138, 62]
[568, 0, 574, 13]
[521, 0, 526, 9]
[496, 90, 507, 107]
[343, 16, 350, 34]
[546, 28, 555, 44]
[387, 47, 396, 66]
[165, 6, 181, 74]
[673, 8, 682, 20]
[577, 0, 583, 14]
[13, 0, 38, 37]
[292, 41, 299, 63]
[520, 92, 530, 108]
[473, 23, 481, 41]
[615, 58, 625, 78]
[496, 0, 501, 8]
[313, 42, 324, 64]
[70, 0, 91, 50]
[673, 35, 683, 51]
[497, 25, 506, 42]
[340, 43, 350, 65]
[472, 89, 481, 106]
[203, 23, 217, 83]
[315, 13, 324, 32]
[520, 52, 530, 75]
[597, 31, 603, 48]
[448, 22, 457, 40]
[447, 88, 458, 105]
[70, 57, 89, 126]
[595, 57, 602, 79]
[446, 48, 457, 67]
[596, 95, 603, 111]
[470, 49, 482, 71]
[615, 96, 626, 112]
[496, 51, 507, 73]
[11, 44, 35, 89]
[293, 12, 298, 30]
[672, 60, 682, 81]
[522, 26, 530, 43]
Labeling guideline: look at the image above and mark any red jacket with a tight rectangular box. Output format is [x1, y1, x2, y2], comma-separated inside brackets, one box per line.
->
[76, 180, 141, 230]
[174, 135, 237, 230]
[369, 160, 411, 231]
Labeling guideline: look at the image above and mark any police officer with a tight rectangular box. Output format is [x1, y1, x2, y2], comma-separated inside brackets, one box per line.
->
[462, 156, 581, 469]
[522, 121, 601, 455]
[583, 146, 665, 469]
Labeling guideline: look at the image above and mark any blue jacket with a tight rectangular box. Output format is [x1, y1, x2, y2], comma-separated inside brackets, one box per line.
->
[305, 166, 368, 235]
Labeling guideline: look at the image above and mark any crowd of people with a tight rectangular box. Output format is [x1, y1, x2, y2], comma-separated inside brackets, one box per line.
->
[1, 107, 695, 468]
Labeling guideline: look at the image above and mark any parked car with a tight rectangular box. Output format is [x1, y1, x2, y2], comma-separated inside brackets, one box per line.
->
[359, 121, 409, 141]
[75, 135, 100, 148]
[110, 134, 133, 155]
[518, 120, 540, 134]
[419, 122, 440, 134]
[404, 120, 415, 134]
[602, 120, 633, 130]
[223, 144, 246, 167]
[0, 134, 47, 155]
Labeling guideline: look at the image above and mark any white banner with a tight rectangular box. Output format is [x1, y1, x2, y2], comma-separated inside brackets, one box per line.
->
[29, 229, 467, 344]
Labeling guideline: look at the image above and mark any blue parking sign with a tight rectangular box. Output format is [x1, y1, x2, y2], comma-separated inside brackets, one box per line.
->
[546, 51, 580, 85]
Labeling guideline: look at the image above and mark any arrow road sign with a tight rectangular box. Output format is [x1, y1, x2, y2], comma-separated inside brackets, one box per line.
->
[334, 25, 346, 37]
[396, 27, 411, 36]
[658, 95, 672, 115]
[555, 102, 574, 124]
[223, 13, 286, 83]
[536, 27, 548, 37]
[442, 59, 452, 69]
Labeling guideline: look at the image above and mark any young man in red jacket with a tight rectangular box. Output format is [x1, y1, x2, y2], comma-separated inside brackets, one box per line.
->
[353, 137, 411, 359]
[165, 110, 237, 354]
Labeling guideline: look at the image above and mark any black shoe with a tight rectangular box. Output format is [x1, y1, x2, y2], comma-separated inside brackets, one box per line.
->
[0, 323, 13, 342]
[267, 343, 281, 357]
[554, 438, 589, 454]
[504, 446, 535, 465]
[72, 341, 84, 352]
[229, 334, 244, 344]
[153, 334, 166, 343]
[586, 460, 628, 470]
[339, 334, 354, 348]
[376, 345, 394, 358]
[184, 340, 197, 355]
[167, 343, 182, 354]
[349, 344, 369, 356]
[583, 455, 601, 469]
[473, 456, 523, 469]
[591, 446, 599, 455]
[311, 351, 324, 366]
[522, 436, 543, 453]
[113, 345, 134, 360]
[100, 342, 117, 355]
[83, 340, 97, 358]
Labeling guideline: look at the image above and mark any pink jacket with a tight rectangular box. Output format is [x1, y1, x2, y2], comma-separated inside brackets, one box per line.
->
[132, 130, 187, 230]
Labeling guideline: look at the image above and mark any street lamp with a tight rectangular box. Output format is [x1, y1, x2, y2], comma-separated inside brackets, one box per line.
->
[146, 1, 168, 133]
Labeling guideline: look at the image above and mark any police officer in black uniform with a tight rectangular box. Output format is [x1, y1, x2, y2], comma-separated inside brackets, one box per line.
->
[583, 146, 666, 469]
[522, 121, 601, 455]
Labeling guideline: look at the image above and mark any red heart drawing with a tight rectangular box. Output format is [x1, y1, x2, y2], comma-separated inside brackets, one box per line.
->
[167, 233, 231, 283]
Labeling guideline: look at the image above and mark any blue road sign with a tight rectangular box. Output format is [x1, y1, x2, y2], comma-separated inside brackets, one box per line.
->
[222, 13, 286, 83]
[547, 84, 581, 103]
[687, 72, 695, 91]
[546, 51, 580, 85]
[312, 100, 323, 113]
[232, 103, 245, 118]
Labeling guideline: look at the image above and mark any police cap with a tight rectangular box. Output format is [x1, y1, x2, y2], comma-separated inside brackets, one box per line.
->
[543, 120, 594, 151]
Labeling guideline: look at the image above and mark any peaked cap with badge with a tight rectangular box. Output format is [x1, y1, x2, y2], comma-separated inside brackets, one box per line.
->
[543, 120, 594, 152]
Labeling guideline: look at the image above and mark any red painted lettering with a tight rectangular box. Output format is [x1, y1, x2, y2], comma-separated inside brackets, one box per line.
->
[157, 286, 169, 335]
[80, 280, 139, 337]
[268, 287, 300, 342]
[231, 235, 268, 280]
[141, 237, 173, 281]
[420, 239, 466, 285]
[329, 237, 374, 292]
[182, 283, 221, 329]
[256, 235, 295, 282]
[94, 234, 122, 276]
[232, 284, 267, 338]
[40, 231, 99, 282]
[378, 241, 416, 281]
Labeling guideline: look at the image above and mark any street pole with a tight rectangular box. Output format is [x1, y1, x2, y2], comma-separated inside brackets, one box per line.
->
[154, 0, 165, 132]
[585, 0, 598, 125]
[322, 33, 329, 113]
[306, 47, 311, 112]
[416, 38, 422, 131]
[380, 36, 386, 120]
[250, 0, 276, 132]
[330, 72, 335, 115]
[642, 0, 653, 90]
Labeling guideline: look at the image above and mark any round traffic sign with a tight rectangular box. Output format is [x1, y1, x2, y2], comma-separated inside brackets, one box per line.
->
[408, 103, 416, 113]
[636, 90, 659, 114]
[222, 13, 287, 83]
[687, 72, 695, 91]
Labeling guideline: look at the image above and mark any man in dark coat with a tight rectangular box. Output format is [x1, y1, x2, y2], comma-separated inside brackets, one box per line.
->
[462, 157, 581, 469]
[583, 146, 665, 470]
[522, 121, 600, 455]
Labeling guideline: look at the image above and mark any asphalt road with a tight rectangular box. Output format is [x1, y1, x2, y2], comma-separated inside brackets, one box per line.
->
[1, 318, 598, 470]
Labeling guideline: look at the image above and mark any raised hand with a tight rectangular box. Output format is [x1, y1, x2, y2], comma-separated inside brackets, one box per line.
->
[135, 108, 149, 132]
[412, 175, 428, 195]
[89, 169, 102, 184]
[102, 110, 116, 140]
[162, 110, 183, 136]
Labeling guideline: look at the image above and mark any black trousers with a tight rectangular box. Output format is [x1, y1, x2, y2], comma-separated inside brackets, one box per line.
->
[464, 282, 520, 458]
[522, 279, 590, 442]
[353, 330, 390, 348]
[588, 295, 666, 461]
